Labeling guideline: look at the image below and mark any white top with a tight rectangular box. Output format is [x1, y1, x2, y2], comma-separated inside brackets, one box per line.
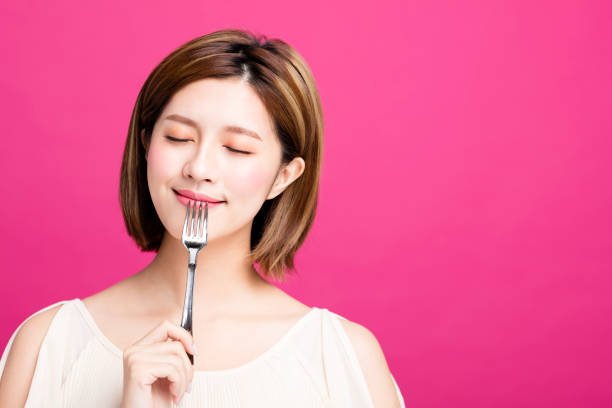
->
[1, 299, 405, 407]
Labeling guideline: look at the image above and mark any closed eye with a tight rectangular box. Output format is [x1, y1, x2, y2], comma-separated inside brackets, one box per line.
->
[165, 136, 251, 155]
[225, 146, 252, 155]
[165, 136, 188, 142]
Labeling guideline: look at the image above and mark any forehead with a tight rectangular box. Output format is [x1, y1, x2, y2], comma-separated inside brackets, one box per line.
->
[158, 77, 275, 140]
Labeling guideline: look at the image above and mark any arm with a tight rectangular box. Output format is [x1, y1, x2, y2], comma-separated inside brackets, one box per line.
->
[339, 319, 404, 408]
[0, 304, 63, 406]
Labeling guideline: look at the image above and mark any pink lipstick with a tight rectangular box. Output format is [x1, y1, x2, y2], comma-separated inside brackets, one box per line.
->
[173, 189, 225, 207]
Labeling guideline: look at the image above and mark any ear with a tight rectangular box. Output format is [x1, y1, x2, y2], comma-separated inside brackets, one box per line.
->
[140, 128, 149, 161]
[266, 157, 306, 200]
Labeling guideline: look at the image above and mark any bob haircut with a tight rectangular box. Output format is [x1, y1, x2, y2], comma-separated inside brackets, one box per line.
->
[119, 28, 324, 282]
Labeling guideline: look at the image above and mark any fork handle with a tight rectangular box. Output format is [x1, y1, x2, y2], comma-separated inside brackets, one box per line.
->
[180, 261, 196, 365]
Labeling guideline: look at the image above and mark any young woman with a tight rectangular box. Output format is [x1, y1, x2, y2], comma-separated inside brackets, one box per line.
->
[0, 29, 405, 407]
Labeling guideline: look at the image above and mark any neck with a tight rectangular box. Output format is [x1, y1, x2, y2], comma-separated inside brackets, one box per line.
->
[136, 222, 271, 317]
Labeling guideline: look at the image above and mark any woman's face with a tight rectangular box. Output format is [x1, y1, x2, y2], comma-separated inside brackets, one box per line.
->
[144, 77, 298, 243]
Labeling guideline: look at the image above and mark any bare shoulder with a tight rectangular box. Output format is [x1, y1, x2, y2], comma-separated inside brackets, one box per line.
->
[0, 303, 64, 406]
[338, 318, 403, 408]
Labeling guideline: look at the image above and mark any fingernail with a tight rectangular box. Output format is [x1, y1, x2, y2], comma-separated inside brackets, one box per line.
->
[178, 395, 183, 405]
[187, 381, 192, 394]
[192, 342, 199, 356]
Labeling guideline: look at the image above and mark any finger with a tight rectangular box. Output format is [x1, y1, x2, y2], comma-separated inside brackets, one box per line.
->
[165, 341, 194, 398]
[170, 340, 195, 385]
[136, 320, 197, 356]
[131, 336, 195, 376]
[136, 341, 193, 398]
[143, 353, 186, 404]
[135, 359, 182, 398]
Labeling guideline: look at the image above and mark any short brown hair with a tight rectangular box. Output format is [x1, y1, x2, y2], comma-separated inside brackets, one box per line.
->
[119, 28, 324, 282]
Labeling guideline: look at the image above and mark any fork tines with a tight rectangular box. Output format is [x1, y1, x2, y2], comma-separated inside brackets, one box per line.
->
[182, 200, 208, 247]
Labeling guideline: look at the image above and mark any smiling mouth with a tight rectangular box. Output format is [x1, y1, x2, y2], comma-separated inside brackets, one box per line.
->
[173, 189, 226, 206]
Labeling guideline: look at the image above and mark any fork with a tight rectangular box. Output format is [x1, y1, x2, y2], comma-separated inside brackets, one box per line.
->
[180, 199, 208, 365]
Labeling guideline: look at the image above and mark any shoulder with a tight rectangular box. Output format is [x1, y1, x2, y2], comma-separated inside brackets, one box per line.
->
[338, 318, 403, 408]
[0, 302, 65, 405]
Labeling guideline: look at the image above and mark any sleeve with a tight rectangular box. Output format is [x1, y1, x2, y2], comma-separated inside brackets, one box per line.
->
[323, 312, 406, 408]
[0, 300, 72, 407]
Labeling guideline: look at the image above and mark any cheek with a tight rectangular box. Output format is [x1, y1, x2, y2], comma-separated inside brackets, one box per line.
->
[228, 164, 272, 197]
[147, 144, 178, 178]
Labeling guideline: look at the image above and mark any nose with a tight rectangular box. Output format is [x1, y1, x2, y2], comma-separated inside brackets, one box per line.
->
[183, 140, 219, 183]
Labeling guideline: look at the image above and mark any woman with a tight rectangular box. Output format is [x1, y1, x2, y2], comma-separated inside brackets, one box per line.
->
[0, 29, 405, 407]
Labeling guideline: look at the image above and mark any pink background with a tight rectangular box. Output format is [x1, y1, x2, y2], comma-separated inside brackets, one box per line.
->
[1, 0, 611, 406]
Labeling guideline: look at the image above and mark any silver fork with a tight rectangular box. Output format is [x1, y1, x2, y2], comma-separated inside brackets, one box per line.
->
[180, 200, 208, 365]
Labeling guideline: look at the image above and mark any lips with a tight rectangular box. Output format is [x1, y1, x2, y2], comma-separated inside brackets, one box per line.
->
[173, 189, 225, 208]
[173, 189, 224, 203]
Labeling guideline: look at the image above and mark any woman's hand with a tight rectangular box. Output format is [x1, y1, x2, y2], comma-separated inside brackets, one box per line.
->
[120, 320, 197, 408]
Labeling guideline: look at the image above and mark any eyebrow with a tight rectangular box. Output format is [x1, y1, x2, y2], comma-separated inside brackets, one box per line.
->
[163, 113, 263, 141]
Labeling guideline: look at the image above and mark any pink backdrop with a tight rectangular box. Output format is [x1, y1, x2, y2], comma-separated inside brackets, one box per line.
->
[1, 0, 611, 406]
